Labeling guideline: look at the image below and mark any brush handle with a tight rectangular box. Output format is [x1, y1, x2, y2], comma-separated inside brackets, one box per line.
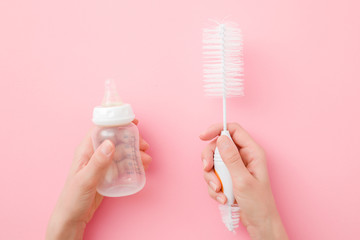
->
[214, 130, 235, 205]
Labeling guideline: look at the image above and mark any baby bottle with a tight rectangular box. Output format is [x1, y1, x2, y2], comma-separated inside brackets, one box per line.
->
[92, 79, 146, 197]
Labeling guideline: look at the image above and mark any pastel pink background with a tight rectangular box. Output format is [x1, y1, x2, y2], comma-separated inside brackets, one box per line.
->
[1, 0, 359, 239]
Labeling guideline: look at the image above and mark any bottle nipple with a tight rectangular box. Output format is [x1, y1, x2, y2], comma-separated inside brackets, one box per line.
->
[102, 79, 123, 107]
[93, 79, 135, 126]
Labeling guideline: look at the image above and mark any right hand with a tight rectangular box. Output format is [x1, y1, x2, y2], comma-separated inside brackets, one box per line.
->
[200, 123, 288, 240]
[46, 119, 151, 240]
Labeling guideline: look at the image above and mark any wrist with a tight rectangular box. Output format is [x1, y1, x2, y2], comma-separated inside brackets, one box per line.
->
[247, 212, 288, 240]
[46, 211, 86, 240]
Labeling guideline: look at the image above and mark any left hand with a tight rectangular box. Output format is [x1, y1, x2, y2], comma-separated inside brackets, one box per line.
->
[46, 119, 151, 240]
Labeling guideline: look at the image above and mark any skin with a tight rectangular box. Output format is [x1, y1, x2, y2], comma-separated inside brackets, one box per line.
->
[46, 119, 151, 240]
[47, 120, 286, 239]
[200, 123, 288, 240]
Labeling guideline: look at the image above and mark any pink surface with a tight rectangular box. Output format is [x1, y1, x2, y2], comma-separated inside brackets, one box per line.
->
[1, 0, 360, 239]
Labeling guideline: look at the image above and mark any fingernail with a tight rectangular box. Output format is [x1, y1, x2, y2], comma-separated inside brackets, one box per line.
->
[101, 140, 113, 156]
[203, 159, 208, 169]
[216, 195, 226, 204]
[210, 181, 218, 192]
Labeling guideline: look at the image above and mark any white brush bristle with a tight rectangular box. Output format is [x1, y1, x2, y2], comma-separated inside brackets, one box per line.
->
[219, 204, 241, 232]
[203, 22, 244, 97]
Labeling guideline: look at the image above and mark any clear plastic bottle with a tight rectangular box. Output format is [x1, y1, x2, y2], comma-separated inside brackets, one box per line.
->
[92, 79, 146, 197]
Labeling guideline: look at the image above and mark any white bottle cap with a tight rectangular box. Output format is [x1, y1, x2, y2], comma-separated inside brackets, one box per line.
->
[92, 79, 135, 126]
[92, 104, 135, 126]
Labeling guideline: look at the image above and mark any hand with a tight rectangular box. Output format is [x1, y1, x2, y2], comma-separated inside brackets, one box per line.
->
[46, 119, 151, 240]
[200, 123, 288, 240]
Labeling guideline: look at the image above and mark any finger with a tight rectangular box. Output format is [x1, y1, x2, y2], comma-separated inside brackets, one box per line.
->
[239, 147, 268, 182]
[203, 170, 222, 192]
[208, 186, 227, 204]
[217, 135, 252, 182]
[71, 129, 95, 175]
[199, 123, 224, 141]
[200, 122, 256, 149]
[139, 137, 150, 151]
[201, 139, 216, 171]
[81, 140, 115, 188]
[140, 151, 152, 170]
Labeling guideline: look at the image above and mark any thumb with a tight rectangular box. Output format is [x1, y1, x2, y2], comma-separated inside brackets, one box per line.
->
[83, 140, 115, 187]
[217, 135, 251, 181]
